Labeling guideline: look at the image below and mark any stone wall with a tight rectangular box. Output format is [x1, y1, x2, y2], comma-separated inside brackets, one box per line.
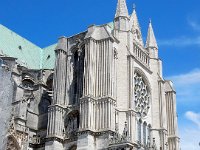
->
[0, 66, 14, 149]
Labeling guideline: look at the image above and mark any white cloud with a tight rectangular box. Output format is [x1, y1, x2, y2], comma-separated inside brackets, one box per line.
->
[158, 16, 200, 47]
[189, 21, 200, 31]
[180, 127, 200, 150]
[185, 111, 200, 128]
[168, 69, 200, 86]
[167, 70, 200, 149]
[166, 69, 200, 99]
[158, 36, 200, 47]
[187, 16, 200, 31]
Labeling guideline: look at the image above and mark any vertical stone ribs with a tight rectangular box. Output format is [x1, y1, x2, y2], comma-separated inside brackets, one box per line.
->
[53, 49, 67, 105]
[80, 38, 117, 132]
[46, 37, 67, 140]
[47, 105, 64, 138]
[79, 97, 116, 131]
[83, 39, 116, 98]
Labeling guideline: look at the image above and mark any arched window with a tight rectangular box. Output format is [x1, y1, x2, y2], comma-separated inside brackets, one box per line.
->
[72, 46, 85, 104]
[46, 74, 53, 91]
[73, 50, 79, 103]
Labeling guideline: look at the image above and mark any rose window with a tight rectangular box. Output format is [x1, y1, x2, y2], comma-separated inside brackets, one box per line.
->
[134, 73, 150, 117]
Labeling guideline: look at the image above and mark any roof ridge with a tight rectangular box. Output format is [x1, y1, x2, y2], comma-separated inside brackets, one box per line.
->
[0, 24, 43, 50]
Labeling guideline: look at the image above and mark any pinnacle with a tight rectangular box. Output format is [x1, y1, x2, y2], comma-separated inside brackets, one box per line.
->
[145, 20, 158, 49]
[130, 7, 144, 46]
[115, 0, 129, 18]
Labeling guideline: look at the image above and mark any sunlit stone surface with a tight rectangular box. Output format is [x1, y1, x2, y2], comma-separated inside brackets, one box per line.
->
[0, 0, 179, 149]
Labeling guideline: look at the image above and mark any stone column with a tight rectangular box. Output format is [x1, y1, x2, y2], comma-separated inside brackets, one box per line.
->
[165, 82, 180, 150]
[45, 37, 68, 150]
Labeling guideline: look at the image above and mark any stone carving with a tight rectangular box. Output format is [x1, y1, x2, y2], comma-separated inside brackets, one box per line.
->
[6, 116, 28, 150]
[65, 111, 79, 138]
[109, 122, 130, 145]
[151, 138, 157, 150]
[114, 48, 118, 59]
[134, 73, 150, 117]
[31, 135, 41, 144]
[6, 136, 20, 150]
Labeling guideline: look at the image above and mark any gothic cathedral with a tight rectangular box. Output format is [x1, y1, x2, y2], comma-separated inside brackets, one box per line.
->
[0, 0, 180, 150]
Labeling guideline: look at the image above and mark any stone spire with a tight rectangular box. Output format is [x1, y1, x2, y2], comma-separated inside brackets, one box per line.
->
[130, 7, 144, 46]
[145, 20, 158, 49]
[115, 0, 129, 18]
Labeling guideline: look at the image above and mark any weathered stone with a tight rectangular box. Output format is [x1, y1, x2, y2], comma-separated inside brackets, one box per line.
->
[0, 0, 180, 150]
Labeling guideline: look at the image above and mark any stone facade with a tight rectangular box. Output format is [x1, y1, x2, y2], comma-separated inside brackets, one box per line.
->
[0, 0, 180, 149]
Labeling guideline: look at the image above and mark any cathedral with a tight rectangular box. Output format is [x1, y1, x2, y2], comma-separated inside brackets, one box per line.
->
[0, 0, 180, 149]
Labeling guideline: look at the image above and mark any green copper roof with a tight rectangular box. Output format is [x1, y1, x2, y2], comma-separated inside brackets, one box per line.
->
[42, 44, 57, 69]
[0, 22, 113, 70]
[0, 24, 57, 70]
[0, 24, 43, 69]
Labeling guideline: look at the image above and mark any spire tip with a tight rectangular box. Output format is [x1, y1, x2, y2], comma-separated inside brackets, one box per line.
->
[133, 3, 136, 10]
[149, 18, 152, 24]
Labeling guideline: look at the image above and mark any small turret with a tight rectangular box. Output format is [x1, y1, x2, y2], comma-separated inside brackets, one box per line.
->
[130, 6, 144, 46]
[146, 20, 158, 58]
[55, 36, 67, 52]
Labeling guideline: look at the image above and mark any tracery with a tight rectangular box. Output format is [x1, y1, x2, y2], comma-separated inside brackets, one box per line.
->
[134, 72, 150, 117]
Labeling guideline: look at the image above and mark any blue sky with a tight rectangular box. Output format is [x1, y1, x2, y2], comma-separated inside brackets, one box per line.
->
[0, 0, 200, 149]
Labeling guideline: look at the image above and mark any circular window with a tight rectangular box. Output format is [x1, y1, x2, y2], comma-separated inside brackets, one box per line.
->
[134, 73, 150, 117]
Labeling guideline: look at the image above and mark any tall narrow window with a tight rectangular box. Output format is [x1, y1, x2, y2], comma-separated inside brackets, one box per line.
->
[143, 122, 147, 145]
[138, 119, 142, 143]
[73, 50, 79, 104]
[147, 124, 152, 146]
[72, 47, 85, 104]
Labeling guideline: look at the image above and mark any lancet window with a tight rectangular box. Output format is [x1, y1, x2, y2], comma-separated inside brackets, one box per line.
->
[72, 46, 85, 104]
[138, 119, 142, 143]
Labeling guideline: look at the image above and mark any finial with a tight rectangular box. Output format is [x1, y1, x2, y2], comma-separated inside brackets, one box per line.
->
[149, 18, 152, 24]
[133, 3, 136, 10]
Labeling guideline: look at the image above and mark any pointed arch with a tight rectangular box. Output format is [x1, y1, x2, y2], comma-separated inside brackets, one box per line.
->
[46, 73, 53, 91]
